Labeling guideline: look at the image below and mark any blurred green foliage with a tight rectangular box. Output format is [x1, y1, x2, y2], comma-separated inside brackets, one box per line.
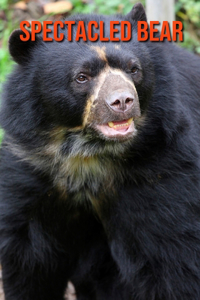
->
[0, 128, 4, 144]
[176, 0, 200, 26]
[175, 0, 200, 53]
[72, 0, 145, 15]
[0, 0, 15, 93]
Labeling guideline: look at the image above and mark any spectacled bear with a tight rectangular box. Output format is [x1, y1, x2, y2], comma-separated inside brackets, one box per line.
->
[1, 3, 200, 300]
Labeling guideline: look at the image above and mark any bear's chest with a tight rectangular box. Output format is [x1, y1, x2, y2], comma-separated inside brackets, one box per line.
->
[54, 155, 121, 198]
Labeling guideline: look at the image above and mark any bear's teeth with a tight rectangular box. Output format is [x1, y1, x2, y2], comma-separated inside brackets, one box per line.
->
[114, 123, 129, 128]
[108, 118, 133, 128]
[108, 122, 114, 128]
[128, 118, 133, 125]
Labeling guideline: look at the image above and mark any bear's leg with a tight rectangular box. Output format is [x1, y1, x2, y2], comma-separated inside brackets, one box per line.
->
[72, 251, 129, 300]
[74, 278, 129, 300]
[97, 183, 200, 300]
[1, 252, 69, 300]
[0, 220, 70, 300]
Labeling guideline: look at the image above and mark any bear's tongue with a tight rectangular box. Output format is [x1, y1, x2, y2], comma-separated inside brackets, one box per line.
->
[108, 119, 132, 132]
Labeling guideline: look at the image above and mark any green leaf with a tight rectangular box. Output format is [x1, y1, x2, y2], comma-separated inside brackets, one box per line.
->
[0, 128, 4, 145]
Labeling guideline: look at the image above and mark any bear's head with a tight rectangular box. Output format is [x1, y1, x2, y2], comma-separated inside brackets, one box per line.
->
[4, 3, 155, 159]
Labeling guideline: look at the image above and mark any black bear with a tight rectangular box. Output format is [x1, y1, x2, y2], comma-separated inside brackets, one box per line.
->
[1, 3, 200, 300]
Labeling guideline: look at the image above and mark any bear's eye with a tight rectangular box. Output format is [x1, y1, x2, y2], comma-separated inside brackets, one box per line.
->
[76, 74, 88, 84]
[131, 67, 139, 75]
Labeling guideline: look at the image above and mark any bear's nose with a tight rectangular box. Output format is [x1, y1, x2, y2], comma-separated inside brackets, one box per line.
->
[106, 91, 134, 113]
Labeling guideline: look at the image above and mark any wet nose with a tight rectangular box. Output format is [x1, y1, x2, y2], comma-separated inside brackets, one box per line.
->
[106, 91, 134, 113]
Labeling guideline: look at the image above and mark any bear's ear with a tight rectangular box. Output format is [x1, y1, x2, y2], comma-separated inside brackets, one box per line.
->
[126, 3, 147, 23]
[9, 29, 42, 65]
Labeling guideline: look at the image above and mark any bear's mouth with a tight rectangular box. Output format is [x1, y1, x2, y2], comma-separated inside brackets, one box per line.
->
[96, 118, 136, 138]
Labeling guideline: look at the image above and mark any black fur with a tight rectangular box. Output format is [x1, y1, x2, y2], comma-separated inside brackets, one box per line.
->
[1, 3, 200, 300]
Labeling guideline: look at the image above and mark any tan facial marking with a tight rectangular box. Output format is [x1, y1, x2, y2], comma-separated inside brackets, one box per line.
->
[90, 46, 107, 62]
[44, 126, 66, 155]
[134, 113, 147, 129]
[82, 66, 137, 127]
[82, 70, 108, 126]
[83, 94, 95, 127]
[49, 126, 66, 142]
[68, 125, 84, 132]
[108, 68, 137, 92]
